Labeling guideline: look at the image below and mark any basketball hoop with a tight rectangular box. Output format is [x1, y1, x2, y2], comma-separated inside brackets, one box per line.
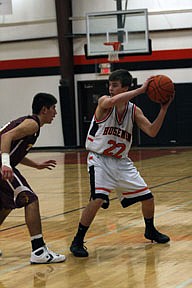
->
[104, 41, 121, 62]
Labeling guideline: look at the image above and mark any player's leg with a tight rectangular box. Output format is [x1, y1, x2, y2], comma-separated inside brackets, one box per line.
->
[24, 199, 44, 250]
[0, 174, 16, 257]
[0, 208, 12, 256]
[118, 158, 170, 243]
[25, 199, 66, 264]
[70, 198, 104, 257]
[70, 153, 113, 257]
[0, 208, 11, 225]
[142, 198, 170, 243]
[81, 198, 104, 227]
[10, 168, 66, 264]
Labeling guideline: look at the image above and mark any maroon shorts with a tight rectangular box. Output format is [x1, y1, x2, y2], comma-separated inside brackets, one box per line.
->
[0, 167, 38, 210]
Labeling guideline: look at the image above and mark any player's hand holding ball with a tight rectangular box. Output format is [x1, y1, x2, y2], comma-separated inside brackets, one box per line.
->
[146, 75, 175, 104]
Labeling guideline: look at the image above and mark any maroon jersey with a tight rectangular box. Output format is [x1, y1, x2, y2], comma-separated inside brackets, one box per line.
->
[0, 115, 40, 167]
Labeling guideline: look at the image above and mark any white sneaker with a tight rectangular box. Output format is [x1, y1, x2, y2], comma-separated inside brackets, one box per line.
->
[30, 246, 66, 264]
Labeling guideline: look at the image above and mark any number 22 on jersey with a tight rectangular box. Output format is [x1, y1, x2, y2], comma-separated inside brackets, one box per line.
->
[103, 140, 126, 159]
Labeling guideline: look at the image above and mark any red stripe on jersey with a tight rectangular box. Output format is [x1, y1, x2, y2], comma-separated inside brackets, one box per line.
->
[89, 156, 93, 160]
[133, 104, 136, 122]
[87, 136, 93, 142]
[122, 187, 148, 195]
[94, 108, 113, 123]
[96, 187, 111, 193]
[116, 103, 128, 125]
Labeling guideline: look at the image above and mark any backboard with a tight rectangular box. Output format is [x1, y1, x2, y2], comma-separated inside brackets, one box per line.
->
[85, 9, 151, 59]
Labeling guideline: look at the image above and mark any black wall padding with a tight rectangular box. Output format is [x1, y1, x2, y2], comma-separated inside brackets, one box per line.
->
[59, 85, 76, 147]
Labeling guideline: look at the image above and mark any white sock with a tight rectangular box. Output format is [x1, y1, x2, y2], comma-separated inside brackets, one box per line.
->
[31, 234, 43, 241]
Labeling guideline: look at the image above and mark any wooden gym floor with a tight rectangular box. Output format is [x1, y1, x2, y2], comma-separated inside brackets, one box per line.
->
[0, 147, 192, 288]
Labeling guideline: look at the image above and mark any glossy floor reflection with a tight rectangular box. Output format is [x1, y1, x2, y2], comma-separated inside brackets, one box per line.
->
[0, 147, 192, 288]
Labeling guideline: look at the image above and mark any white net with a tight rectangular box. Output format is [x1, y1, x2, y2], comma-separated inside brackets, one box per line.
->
[104, 42, 121, 63]
[108, 51, 119, 62]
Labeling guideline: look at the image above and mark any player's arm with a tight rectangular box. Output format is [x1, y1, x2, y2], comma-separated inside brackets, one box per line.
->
[95, 77, 153, 120]
[1, 119, 39, 181]
[98, 80, 149, 110]
[20, 157, 56, 170]
[97, 88, 142, 110]
[135, 99, 172, 137]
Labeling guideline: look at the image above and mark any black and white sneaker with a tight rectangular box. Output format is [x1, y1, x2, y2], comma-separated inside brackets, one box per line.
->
[30, 246, 66, 264]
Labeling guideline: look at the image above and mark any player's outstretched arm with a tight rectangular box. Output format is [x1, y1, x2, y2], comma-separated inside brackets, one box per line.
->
[20, 157, 57, 170]
[99, 77, 153, 110]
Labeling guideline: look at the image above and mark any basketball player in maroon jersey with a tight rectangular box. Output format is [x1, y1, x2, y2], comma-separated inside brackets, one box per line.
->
[70, 69, 173, 257]
[0, 93, 65, 264]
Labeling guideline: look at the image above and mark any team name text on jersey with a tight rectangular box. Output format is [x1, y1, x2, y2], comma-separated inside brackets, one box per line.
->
[103, 126, 131, 142]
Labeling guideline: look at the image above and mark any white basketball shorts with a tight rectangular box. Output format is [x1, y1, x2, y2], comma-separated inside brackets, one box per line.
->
[87, 151, 153, 208]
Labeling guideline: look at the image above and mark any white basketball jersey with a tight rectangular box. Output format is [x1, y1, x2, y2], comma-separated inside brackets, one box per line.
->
[86, 101, 135, 159]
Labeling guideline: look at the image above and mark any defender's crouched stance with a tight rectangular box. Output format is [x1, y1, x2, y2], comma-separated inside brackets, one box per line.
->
[0, 93, 65, 263]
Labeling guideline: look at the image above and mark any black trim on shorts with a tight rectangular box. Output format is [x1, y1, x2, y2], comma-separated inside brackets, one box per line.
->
[89, 165, 95, 201]
[121, 193, 153, 208]
[89, 165, 109, 209]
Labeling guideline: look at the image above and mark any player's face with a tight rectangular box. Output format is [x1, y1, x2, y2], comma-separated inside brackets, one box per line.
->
[45, 105, 57, 123]
[109, 80, 128, 96]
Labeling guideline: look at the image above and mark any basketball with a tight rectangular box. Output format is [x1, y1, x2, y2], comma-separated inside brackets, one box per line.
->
[146, 75, 174, 104]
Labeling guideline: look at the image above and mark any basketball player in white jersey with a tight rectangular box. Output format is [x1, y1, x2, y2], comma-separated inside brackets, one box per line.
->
[70, 69, 173, 257]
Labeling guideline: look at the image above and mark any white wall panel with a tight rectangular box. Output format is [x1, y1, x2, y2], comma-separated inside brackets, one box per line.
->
[149, 30, 192, 50]
[72, 0, 117, 16]
[0, 39, 59, 60]
[0, 0, 12, 15]
[1, 0, 56, 22]
[0, 0, 57, 41]
[0, 21, 57, 42]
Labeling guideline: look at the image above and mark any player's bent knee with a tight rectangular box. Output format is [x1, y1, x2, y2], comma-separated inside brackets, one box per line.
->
[15, 191, 38, 208]
[93, 198, 104, 205]
[121, 193, 153, 208]
[142, 195, 154, 204]
[92, 194, 109, 209]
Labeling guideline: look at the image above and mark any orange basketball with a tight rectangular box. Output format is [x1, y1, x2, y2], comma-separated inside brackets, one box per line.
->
[146, 75, 174, 104]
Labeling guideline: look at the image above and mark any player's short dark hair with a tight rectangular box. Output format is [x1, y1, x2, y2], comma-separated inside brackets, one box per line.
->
[32, 93, 57, 114]
[109, 69, 133, 88]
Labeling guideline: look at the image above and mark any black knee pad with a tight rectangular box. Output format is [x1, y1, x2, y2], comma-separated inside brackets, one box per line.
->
[91, 193, 110, 209]
[15, 191, 38, 208]
[101, 198, 110, 209]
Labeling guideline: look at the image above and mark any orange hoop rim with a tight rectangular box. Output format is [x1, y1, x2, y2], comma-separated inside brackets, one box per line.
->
[103, 41, 121, 51]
